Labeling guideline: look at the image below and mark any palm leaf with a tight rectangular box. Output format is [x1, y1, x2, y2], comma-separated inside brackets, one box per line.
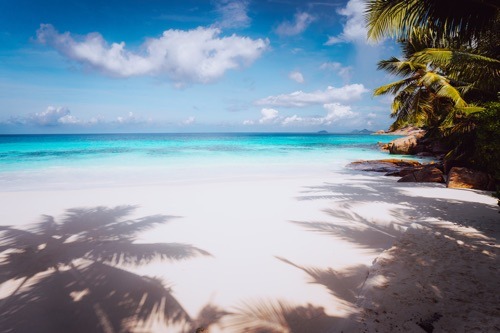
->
[84, 241, 211, 265]
[411, 48, 500, 93]
[373, 77, 416, 96]
[227, 299, 291, 333]
[366, 0, 499, 42]
[78, 262, 192, 328]
[59, 206, 137, 236]
[377, 57, 426, 76]
[85, 214, 177, 241]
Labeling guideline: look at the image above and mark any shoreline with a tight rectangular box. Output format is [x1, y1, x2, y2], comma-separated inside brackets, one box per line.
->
[0, 163, 498, 332]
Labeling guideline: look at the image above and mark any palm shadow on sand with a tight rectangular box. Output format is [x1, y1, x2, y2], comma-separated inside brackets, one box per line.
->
[226, 298, 355, 333]
[0, 205, 223, 333]
[288, 174, 499, 331]
[220, 258, 368, 332]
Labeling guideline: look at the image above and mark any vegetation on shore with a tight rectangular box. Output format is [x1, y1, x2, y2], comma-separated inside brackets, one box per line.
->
[367, 0, 500, 195]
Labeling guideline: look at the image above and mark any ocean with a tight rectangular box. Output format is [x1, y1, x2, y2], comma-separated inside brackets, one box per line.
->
[0, 133, 401, 190]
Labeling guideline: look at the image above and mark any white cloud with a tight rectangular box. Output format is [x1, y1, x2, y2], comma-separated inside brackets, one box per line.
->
[255, 84, 368, 107]
[183, 116, 196, 125]
[28, 106, 77, 126]
[259, 108, 280, 124]
[288, 71, 304, 83]
[36, 24, 269, 85]
[214, 0, 251, 29]
[324, 0, 369, 45]
[320, 62, 353, 82]
[116, 112, 139, 124]
[281, 114, 304, 125]
[323, 103, 356, 122]
[1, 107, 163, 130]
[275, 12, 315, 36]
[242, 103, 358, 127]
[282, 103, 356, 126]
[367, 112, 377, 119]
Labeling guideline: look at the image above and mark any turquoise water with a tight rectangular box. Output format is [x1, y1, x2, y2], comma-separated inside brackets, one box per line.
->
[0, 133, 399, 173]
[0, 132, 408, 190]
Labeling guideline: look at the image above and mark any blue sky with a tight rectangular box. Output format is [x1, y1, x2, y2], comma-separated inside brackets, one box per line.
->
[0, 0, 397, 133]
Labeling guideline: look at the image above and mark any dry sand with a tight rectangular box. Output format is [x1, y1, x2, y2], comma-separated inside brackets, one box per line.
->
[0, 169, 498, 332]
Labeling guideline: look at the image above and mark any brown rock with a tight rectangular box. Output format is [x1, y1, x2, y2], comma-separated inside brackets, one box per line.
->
[447, 167, 495, 190]
[387, 134, 425, 155]
[386, 166, 424, 177]
[348, 159, 422, 173]
[398, 167, 445, 183]
[378, 142, 390, 151]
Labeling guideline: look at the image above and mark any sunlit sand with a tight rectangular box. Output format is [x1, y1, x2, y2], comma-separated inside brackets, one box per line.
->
[1, 165, 497, 332]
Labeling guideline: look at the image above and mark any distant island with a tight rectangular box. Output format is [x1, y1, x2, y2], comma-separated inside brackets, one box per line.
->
[317, 130, 329, 134]
[350, 129, 374, 134]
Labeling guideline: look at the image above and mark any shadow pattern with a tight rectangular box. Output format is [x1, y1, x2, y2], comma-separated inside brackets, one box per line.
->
[0, 205, 211, 333]
[225, 299, 354, 333]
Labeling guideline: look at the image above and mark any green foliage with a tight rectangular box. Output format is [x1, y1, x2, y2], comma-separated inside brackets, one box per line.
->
[410, 49, 500, 95]
[367, 0, 499, 199]
[471, 102, 500, 180]
[366, 0, 499, 43]
[373, 51, 467, 131]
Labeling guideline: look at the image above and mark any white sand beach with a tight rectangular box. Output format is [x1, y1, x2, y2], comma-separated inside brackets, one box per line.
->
[0, 166, 498, 332]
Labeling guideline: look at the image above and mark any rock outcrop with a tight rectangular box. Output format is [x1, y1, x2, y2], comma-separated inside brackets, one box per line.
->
[397, 166, 445, 183]
[347, 159, 422, 173]
[447, 167, 496, 190]
[373, 126, 425, 136]
[349, 159, 446, 183]
[387, 132, 426, 155]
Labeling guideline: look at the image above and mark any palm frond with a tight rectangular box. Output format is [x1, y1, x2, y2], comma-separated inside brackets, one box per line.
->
[0, 227, 44, 250]
[413, 48, 500, 68]
[412, 48, 500, 93]
[374, 77, 417, 96]
[227, 299, 291, 333]
[455, 106, 485, 115]
[86, 215, 177, 241]
[79, 262, 192, 328]
[419, 72, 467, 107]
[366, 0, 499, 42]
[84, 242, 211, 265]
[377, 57, 426, 76]
[59, 206, 137, 236]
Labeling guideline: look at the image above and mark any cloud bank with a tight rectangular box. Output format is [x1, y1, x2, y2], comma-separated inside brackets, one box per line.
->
[27, 106, 76, 126]
[244, 103, 357, 127]
[255, 84, 368, 107]
[36, 24, 269, 85]
[3, 106, 152, 129]
[324, 0, 368, 45]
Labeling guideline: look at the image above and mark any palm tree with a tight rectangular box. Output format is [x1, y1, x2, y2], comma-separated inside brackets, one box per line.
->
[373, 54, 469, 131]
[0, 205, 210, 333]
[410, 48, 500, 97]
[367, 0, 499, 196]
[366, 0, 499, 43]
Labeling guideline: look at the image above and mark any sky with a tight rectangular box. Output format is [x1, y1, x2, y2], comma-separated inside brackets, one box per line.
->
[0, 0, 399, 133]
